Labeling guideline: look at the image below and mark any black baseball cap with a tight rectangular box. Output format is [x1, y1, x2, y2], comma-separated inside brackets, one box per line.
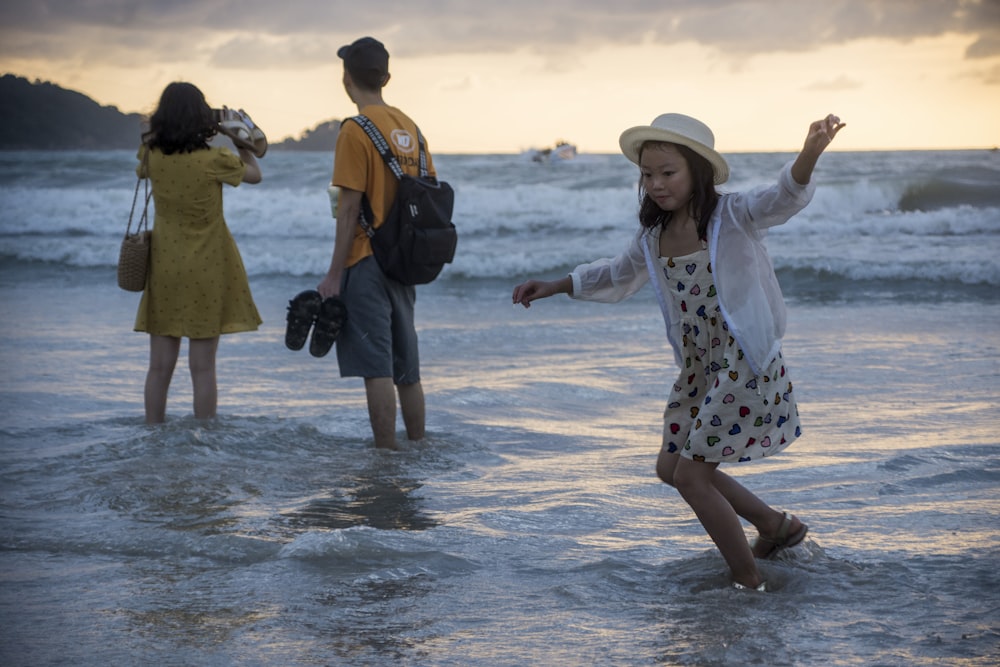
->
[337, 37, 389, 77]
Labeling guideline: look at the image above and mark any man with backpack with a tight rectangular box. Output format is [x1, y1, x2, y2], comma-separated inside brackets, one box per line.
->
[317, 36, 436, 450]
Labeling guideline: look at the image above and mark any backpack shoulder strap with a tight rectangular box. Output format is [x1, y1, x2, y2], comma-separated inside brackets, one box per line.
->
[349, 115, 405, 180]
[415, 128, 430, 179]
[350, 114, 431, 179]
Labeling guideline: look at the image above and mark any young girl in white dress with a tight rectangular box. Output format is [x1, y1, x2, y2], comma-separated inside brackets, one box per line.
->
[513, 112, 845, 590]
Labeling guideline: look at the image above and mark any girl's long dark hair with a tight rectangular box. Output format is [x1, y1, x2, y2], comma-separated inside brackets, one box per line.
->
[142, 82, 216, 154]
[638, 142, 719, 240]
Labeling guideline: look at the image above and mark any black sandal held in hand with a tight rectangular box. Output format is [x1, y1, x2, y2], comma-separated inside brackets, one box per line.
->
[285, 290, 323, 351]
[309, 296, 348, 358]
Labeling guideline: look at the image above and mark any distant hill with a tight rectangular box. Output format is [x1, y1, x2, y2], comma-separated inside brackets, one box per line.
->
[0, 74, 145, 150]
[0, 74, 339, 151]
[271, 120, 340, 152]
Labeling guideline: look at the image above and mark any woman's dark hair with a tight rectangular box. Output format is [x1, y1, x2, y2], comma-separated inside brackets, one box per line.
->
[637, 141, 719, 240]
[142, 82, 216, 154]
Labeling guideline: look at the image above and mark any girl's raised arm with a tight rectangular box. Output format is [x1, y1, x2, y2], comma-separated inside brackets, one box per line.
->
[791, 114, 846, 185]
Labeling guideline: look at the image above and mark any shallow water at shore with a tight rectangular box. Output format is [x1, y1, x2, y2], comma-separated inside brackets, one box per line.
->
[2, 268, 998, 666]
[2, 148, 999, 665]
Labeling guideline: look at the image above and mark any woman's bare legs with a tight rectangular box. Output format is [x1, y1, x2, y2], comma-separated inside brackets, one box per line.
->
[145, 335, 180, 424]
[188, 337, 219, 420]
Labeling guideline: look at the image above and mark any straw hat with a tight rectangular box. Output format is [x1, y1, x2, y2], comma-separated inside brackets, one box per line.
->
[618, 113, 730, 184]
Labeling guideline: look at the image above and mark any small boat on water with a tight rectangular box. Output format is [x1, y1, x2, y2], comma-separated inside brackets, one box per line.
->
[526, 140, 577, 163]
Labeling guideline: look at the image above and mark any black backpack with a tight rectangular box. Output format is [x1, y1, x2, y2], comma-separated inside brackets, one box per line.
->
[349, 115, 457, 285]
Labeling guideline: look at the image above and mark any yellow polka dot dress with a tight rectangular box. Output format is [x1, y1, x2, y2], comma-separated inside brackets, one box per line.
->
[133, 145, 262, 339]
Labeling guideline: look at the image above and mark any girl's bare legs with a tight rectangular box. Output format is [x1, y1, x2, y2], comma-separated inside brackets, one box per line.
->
[145, 335, 181, 424]
[188, 337, 219, 420]
[656, 451, 801, 585]
[709, 470, 805, 558]
[672, 457, 763, 588]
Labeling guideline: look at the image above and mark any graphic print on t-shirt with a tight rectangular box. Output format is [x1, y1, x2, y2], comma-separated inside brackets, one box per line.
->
[391, 129, 414, 153]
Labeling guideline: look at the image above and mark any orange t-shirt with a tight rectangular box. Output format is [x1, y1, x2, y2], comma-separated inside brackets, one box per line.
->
[332, 105, 437, 268]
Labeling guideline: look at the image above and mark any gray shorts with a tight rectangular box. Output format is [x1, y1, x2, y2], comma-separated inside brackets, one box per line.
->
[335, 255, 420, 384]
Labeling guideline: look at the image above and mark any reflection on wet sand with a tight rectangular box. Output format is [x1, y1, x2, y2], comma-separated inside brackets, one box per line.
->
[282, 475, 438, 532]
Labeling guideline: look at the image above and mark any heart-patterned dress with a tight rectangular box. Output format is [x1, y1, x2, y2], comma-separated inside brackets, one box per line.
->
[660, 249, 801, 463]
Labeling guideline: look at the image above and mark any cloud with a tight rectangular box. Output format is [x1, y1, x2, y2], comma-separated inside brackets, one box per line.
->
[672, 1, 1000, 56]
[967, 34, 1000, 58]
[208, 34, 339, 69]
[977, 63, 1000, 85]
[437, 76, 479, 93]
[802, 75, 863, 92]
[1, 0, 998, 68]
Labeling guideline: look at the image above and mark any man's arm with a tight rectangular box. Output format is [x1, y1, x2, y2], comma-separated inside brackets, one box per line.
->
[317, 187, 363, 298]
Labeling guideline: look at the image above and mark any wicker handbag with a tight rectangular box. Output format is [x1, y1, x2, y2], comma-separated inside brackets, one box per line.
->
[117, 153, 152, 292]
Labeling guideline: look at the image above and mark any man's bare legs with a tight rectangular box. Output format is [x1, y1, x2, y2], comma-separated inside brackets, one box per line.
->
[364, 377, 397, 449]
[397, 381, 425, 441]
[364, 377, 426, 449]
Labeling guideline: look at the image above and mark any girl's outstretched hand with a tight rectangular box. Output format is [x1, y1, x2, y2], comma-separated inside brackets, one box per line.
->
[512, 280, 545, 308]
[512, 277, 570, 308]
[804, 114, 846, 156]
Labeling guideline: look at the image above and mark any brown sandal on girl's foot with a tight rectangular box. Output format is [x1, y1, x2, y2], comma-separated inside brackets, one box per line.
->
[752, 511, 808, 560]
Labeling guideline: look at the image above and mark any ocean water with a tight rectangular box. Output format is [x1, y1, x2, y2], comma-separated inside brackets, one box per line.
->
[1, 148, 999, 666]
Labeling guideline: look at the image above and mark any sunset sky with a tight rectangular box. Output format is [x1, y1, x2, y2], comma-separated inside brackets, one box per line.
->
[1, 0, 998, 153]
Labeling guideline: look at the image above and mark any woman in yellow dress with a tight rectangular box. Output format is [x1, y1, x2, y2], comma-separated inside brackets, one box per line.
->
[134, 82, 262, 424]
